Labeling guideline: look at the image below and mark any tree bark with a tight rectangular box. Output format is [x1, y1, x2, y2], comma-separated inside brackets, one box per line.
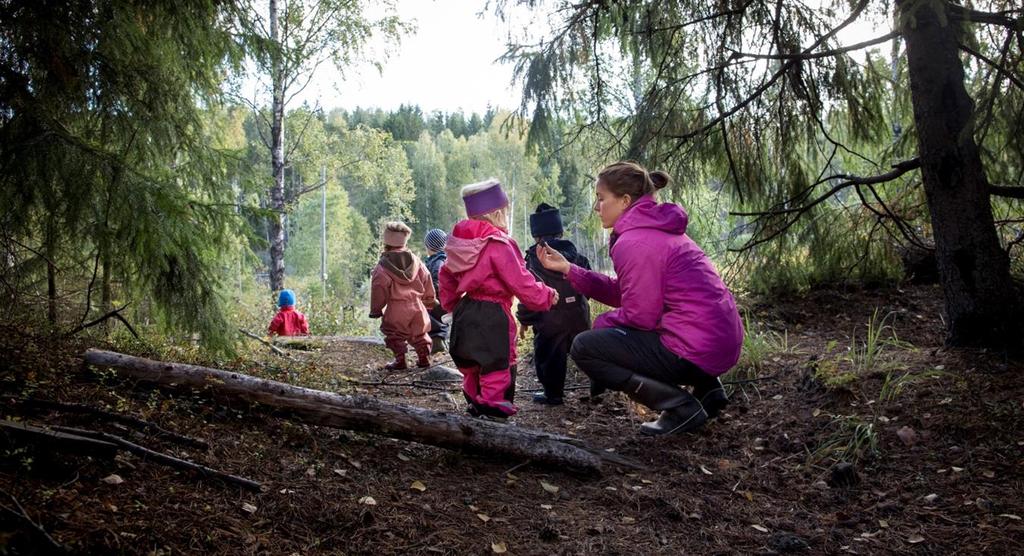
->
[45, 224, 57, 328]
[82, 349, 636, 474]
[898, 0, 1021, 347]
[268, 0, 287, 292]
[100, 250, 112, 336]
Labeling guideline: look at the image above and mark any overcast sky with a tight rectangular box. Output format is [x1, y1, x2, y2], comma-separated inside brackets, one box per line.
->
[274, 0, 887, 115]
[286, 0, 525, 114]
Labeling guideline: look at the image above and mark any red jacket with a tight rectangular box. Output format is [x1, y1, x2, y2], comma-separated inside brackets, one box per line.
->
[268, 306, 309, 336]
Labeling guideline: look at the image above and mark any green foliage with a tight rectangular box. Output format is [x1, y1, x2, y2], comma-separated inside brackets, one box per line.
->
[807, 415, 879, 466]
[0, 0, 248, 351]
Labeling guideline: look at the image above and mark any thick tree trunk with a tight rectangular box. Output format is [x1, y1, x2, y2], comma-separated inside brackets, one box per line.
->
[83, 349, 634, 474]
[898, 0, 1021, 347]
[268, 0, 286, 292]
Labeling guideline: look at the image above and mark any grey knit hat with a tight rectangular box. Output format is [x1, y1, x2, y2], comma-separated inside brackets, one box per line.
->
[424, 228, 447, 252]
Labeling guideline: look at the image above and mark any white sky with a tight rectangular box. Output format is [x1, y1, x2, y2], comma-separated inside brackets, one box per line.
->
[290, 0, 526, 114]
[276, 0, 886, 115]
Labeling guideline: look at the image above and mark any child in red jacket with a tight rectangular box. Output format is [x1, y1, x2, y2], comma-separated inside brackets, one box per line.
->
[268, 289, 309, 336]
[439, 179, 558, 418]
[369, 221, 437, 370]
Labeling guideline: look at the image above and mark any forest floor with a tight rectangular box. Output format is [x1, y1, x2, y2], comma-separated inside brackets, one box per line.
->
[2, 284, 1023, 555]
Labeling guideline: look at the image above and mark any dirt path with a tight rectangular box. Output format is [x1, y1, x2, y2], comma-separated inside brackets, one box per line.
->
[2, 284, 1022, 554]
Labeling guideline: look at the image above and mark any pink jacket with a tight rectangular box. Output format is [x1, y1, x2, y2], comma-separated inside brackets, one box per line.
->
[370, 249, 436, 337]
[268, 307, 309, 336]
[567, 195, 743, 375]
[439, 220, 555, 314]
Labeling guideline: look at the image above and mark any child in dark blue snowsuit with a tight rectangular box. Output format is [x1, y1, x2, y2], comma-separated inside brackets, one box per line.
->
[516, 203, 591, 405]
[423, 228, 449, 353]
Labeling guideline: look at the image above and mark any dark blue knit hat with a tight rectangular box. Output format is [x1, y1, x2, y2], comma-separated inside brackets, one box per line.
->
[278, 289, 295, 307]
[529, 203, 563, 238]
[424, 228, 447, 252]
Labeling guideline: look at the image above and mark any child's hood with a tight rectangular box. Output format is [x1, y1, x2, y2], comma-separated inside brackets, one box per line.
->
[445, 219, 510, 274]
[613, 194, 688, 239]
[379, 250, 419, 283]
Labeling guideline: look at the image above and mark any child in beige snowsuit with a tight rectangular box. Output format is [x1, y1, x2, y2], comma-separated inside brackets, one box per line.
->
[369, 222, 436, 370]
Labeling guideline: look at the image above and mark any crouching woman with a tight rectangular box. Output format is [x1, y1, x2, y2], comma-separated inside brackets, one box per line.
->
[536, 161, 743, 435]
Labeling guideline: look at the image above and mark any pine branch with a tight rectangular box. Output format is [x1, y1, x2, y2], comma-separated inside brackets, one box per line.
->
[669, 0, 875, 145]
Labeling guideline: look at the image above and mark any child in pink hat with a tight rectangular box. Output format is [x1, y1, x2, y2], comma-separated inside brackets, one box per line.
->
[369, 222, 436, 370]
[438, 179, 558, 418]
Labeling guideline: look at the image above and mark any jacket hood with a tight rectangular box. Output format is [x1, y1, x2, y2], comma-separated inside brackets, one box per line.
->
[380, 250, 418, 283]
[613, 195, 688, 240]
[445, 219, 510, 273]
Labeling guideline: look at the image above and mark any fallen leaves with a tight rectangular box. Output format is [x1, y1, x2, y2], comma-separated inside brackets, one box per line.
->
[359, 496, 377, 506]
[101, 474, 124, 485]
[491, 541, 507, 553]
[410, 480, 427, 492]
[241, 502, 257, 514]
[539, 480, 560, 494]
[907, 534, 925, 544]
[751, 524, 769, 533]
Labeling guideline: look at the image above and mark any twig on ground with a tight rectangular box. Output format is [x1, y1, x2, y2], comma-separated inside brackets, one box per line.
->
[17, 398, 208, 450]
[51, 425, 261, 492]
[239, 328, 294, 359]
[64, 304, 139, 339]
[0, 489, 69, 554]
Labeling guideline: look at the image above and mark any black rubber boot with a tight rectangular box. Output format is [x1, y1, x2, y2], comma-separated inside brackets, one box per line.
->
[532, 392, 564, 405]
[620, 374, 707, 436]
[693, 377, 728, 419]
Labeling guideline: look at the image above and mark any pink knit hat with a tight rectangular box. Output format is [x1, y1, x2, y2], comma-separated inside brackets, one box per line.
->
[382, 222, 411, 248]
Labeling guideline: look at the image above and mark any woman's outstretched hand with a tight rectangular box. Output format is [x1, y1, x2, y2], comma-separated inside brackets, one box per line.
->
[536, 244, 571, 275]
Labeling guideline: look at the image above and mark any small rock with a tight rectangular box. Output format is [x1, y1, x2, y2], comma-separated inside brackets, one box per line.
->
[896, 426, 918, 447]
[420, 366, 462, 381]
[922, 493, 939, 504]
[976, 498, 995, 512]
[828, 462, 859, 488]
[812, 481, 829, 490]
[768, 532, 810, 552]
[101, 474, 124, 485]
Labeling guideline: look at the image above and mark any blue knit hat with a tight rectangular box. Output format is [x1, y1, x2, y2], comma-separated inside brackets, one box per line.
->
[424, 228, 447, 252]
[278, 289, 296, 307]
[529, 203, 563, 238]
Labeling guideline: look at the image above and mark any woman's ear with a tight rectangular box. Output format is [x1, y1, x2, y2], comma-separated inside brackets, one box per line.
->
[621, 194, 632, 207]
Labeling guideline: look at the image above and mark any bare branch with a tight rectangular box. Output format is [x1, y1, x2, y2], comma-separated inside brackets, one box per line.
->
[728, 158, 921, 252]
[948, 5, 1022, 28]
[990, 185, 1024, 199]
[959, 42, 1024, 92]
[729, 30, 899, 60]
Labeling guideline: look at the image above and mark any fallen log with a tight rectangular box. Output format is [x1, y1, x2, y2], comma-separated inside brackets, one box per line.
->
[83, 348, 639, 474]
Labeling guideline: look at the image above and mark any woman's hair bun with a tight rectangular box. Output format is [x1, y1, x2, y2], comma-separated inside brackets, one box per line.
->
[649, 170, 671, 190]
